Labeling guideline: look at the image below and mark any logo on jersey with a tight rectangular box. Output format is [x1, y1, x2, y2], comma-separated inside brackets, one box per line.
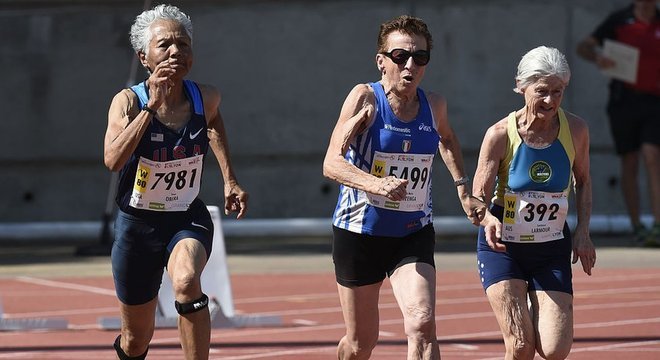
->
[151, 133, 164, 142]
[189, 128, 203, 140]
[384, 124, 411, 134]
[402, 140, 411, 152]
[418, 123, 433, 132]
[529, 161, 552, 183]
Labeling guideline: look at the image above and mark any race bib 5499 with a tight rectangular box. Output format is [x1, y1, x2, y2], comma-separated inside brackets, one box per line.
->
[366, 151, 433, 212]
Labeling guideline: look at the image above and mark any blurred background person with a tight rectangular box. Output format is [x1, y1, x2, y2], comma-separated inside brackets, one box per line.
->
[104, 4, 247, 359]
[323, 15, 482, 360]
[576, 0, 660, 246]
[473, 46, 596, 359]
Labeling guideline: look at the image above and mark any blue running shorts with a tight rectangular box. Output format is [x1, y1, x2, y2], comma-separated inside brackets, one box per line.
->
[111, 199, 213, 305]
[476, 204, 573, 295]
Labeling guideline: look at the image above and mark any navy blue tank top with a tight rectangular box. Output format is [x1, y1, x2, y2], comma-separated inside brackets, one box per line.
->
[115, 80, 208, 212]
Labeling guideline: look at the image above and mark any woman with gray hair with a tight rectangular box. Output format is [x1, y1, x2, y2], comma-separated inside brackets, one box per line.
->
[104, 4, 247, 359]
[471, 46, 596, 359]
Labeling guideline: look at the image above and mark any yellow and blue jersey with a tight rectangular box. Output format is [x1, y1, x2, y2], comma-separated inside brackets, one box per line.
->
[493, 108, 575, 203]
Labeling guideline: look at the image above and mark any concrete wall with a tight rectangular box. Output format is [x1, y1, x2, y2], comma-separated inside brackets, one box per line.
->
[0, 0, 649, 222]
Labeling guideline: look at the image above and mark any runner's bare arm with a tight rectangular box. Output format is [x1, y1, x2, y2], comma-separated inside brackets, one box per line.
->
[104, 89, 152, 171]
[323, 84, 407, 200]
[429, 93, 484, 220]
[202, 84, 248, 218]
[472, 119, 508, 250]
[567, 112, 595, 275]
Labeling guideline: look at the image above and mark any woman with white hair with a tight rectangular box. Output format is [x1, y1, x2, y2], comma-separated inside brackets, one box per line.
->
[104, 4, 247, 359]
[471, 46, 596, 360]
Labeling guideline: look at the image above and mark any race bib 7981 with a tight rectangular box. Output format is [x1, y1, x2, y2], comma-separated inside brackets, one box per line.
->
[130, 155, 203, 211]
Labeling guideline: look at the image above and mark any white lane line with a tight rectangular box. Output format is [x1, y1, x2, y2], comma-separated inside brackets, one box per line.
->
[574, 272, 660, 284]
[578, 285, 660, 297]
[3, 306, 117, 318]
[572, 340, 660, 352]
[15, 276, 115, 296]
[575, 316, 660, 329]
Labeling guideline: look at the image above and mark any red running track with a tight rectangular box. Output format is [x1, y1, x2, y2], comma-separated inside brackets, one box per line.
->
[1, 268, 659, 359]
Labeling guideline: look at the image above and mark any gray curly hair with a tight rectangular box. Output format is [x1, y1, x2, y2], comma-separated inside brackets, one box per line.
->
[514, 46, 570, 93]
[129, 4, 193, 54]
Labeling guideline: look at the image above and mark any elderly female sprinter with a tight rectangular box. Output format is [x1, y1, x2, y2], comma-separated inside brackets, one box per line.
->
[104, 4, 247, 359]
[472, 46, 596, 360]
[323, 15, 483, 360]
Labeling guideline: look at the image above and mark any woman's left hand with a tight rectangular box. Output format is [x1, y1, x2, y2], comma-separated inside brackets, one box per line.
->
[460, 195, 487, 226]
[224, 183, 248, 219]
[572, 227, 596, 276]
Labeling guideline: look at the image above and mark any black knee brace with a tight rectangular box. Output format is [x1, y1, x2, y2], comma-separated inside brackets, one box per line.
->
[175, 293, 209, 315]
[113, 335, 148, 360]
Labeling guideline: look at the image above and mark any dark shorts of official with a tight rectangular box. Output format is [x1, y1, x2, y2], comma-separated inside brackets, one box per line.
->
[476, 204, 573, 295]
[112, 198, 214, 305]
[332, 224, 436, 288]
[607, 83, 660, 155]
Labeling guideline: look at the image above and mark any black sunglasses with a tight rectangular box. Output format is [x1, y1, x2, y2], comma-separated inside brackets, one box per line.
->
[380, 48, 430, 66]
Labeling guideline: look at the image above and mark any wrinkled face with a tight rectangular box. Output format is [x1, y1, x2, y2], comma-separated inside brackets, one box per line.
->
[376, 31, 428, 90]
[521, 76, 566, 120]
[139, 19, 193, 79]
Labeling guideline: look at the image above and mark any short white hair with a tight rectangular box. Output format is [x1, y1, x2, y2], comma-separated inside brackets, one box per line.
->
[129, 4, 193, 54]
[514, 46, 570, 93]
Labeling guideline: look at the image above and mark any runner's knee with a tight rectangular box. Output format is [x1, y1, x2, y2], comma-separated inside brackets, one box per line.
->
[402, 305, 435, 340]
[114, 335, 148, 360]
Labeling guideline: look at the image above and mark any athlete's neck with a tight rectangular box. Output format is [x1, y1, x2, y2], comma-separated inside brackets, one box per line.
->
[381, 82, 419, 122]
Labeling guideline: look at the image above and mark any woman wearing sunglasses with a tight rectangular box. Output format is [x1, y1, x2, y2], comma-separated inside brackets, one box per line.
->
[323, 15, 482, 359]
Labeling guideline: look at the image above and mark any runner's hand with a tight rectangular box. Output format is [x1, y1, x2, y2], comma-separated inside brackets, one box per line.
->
[376, 176, 408, 201]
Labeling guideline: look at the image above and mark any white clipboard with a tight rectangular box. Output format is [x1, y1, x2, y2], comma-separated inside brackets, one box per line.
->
[602, 39, 639, 84]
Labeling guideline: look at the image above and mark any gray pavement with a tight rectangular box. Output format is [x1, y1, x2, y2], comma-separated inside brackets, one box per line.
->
[0, 235, 658, 278]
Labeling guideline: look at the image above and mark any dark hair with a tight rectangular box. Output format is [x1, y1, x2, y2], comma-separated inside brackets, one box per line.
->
[377, 15, 433, 53]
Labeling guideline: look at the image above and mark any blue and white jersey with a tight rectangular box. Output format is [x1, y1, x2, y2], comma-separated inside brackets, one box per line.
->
[115, 80, 209, 212]
[332, 82, 441, 237]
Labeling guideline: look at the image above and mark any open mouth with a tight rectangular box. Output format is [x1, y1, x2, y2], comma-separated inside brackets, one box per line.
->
[403, 75, 414, 82]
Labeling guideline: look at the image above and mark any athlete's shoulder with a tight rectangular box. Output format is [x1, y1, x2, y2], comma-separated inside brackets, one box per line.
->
[345, 83, 376, 108]
[562, 109, 588, 131]
[424, 90, 446, 107]
[423, 91, 447, 124]
[193, 82, 220, 107]
[111, 88, 140, 117]
[351, 83, 376, 98]
[486, 115, 509, 138]
[115, 87, 139, 103]
[562, 109, 589, 142]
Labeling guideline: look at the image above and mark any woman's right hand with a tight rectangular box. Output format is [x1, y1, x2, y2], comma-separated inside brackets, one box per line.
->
[373, 175, 408, 201]
[146, 58, 177, 109]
